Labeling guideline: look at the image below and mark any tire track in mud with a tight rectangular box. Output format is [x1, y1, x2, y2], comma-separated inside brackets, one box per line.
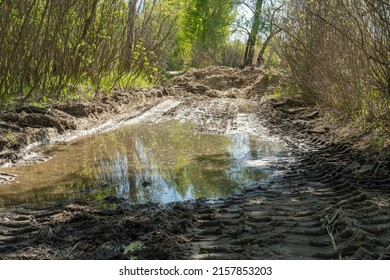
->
[185, 101, 390, 260]
[0, 206, 64, 257]
[50, 98, 182, 143]
[165, 98, 238, 134]
[123, 99, 182, 124]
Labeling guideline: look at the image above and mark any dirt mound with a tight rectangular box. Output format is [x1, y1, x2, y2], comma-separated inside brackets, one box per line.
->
[55, 88, 169, 119]
[169, 66, 270, 98]
[0, 107, 77, 165]
[55, 102, 107, 118]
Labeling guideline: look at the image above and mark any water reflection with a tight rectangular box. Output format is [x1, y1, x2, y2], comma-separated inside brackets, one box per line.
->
[99, 151, 130, 198]
[228, 133, 252, 160]
[227, 133, 252, 184]
[0, 120, 284, 207]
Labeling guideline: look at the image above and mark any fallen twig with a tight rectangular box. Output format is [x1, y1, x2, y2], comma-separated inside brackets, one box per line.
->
[66, 241, 81, 258]
[326, 208, 341, 226]
[326, 225, 338, 251]
[372, 162, 382, 178]
[324, 208, 341, 252]
[319, 194, 366, 214]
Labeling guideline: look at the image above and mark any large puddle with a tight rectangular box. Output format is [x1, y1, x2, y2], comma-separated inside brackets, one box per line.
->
[0, 120, 285, 207]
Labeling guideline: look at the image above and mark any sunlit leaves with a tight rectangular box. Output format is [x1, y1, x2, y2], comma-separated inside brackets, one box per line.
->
[0, 0, 178, 103]
[174, 0, 236, 67]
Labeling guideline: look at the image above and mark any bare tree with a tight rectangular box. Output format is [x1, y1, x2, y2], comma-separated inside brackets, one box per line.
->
[243, 0, 264, 66]
[280, 0, 390, 127]
[255, 2, 284, 67]
[126, 0, 138, 65]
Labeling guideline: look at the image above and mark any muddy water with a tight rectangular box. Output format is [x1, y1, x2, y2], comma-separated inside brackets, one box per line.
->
[0, 120, 284, 207]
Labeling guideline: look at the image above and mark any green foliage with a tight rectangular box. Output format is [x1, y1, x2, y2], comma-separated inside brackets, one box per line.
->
[272, 84, 302, 100]
[371, 137, 385, 150]
[173, 0, 235, 67]
[0, 0, 175, 105]
[0, 0, 125, 103]
[261, 39, 281, 70]
[116, 72, 155, 89]
[221, 40, 245, 67]
[123, 241, 143, 256]
[4, 131, 21, 149]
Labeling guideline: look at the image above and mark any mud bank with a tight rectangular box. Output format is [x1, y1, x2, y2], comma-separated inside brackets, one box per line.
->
[1, 66, 389, 259]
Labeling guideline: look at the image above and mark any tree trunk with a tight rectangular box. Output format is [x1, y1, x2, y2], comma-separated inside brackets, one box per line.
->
[126, 0, 137, 67]
[255, 28, 282, 67]
[244, 0, 264, 67]
[255, 33, 272, 67]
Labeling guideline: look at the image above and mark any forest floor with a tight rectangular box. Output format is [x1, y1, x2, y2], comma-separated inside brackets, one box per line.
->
[0, 66, 390, 259]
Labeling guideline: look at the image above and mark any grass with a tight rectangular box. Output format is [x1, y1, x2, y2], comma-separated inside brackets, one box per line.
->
[100, 71, 155, 92]
[1, 70, 157, 108]
[4, 131, 22, 149]
[370, 137, 384, 150]
[271, 83, 302, 100]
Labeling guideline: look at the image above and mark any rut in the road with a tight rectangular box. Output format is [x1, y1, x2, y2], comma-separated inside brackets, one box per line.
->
[188, 147, 390, 259]
[187, 112, 390, 260]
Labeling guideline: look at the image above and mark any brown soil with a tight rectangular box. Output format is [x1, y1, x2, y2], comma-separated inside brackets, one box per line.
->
[169, 65, 275, 99]
[1, 66, 389, 260]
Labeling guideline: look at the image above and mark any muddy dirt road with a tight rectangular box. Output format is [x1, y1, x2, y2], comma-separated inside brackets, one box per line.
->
[0, 67, 389, 259]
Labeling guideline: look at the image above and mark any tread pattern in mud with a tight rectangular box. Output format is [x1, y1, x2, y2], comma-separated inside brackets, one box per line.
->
[188, 137, 390, 260]
[0, 173, 16, 184]
[186, 101, 390, 260]
[166, 99, 238, 134]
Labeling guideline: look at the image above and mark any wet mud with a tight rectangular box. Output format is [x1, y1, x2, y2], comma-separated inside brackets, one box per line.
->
[0, 66, 389, 259]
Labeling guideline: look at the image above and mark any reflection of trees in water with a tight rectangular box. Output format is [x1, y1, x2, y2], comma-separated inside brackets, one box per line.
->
[94, 121, 198, 203]
[228, 133, 251, 160]
[90, 121, 269, 203]
[255, 140, 283, 157]
[1, 121, 272, 206]
[227, 133, 252, 184]
[99, 151, 131, 198]
[133, 138, 193, 203]
[226, 133, 268, 186]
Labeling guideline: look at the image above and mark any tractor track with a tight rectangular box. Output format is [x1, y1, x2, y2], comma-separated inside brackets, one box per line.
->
[187, 137, 390, 259]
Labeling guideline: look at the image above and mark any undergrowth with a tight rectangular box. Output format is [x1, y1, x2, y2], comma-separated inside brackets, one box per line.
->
[2, 72, 155, 110]
[271, 81, 390, 151]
